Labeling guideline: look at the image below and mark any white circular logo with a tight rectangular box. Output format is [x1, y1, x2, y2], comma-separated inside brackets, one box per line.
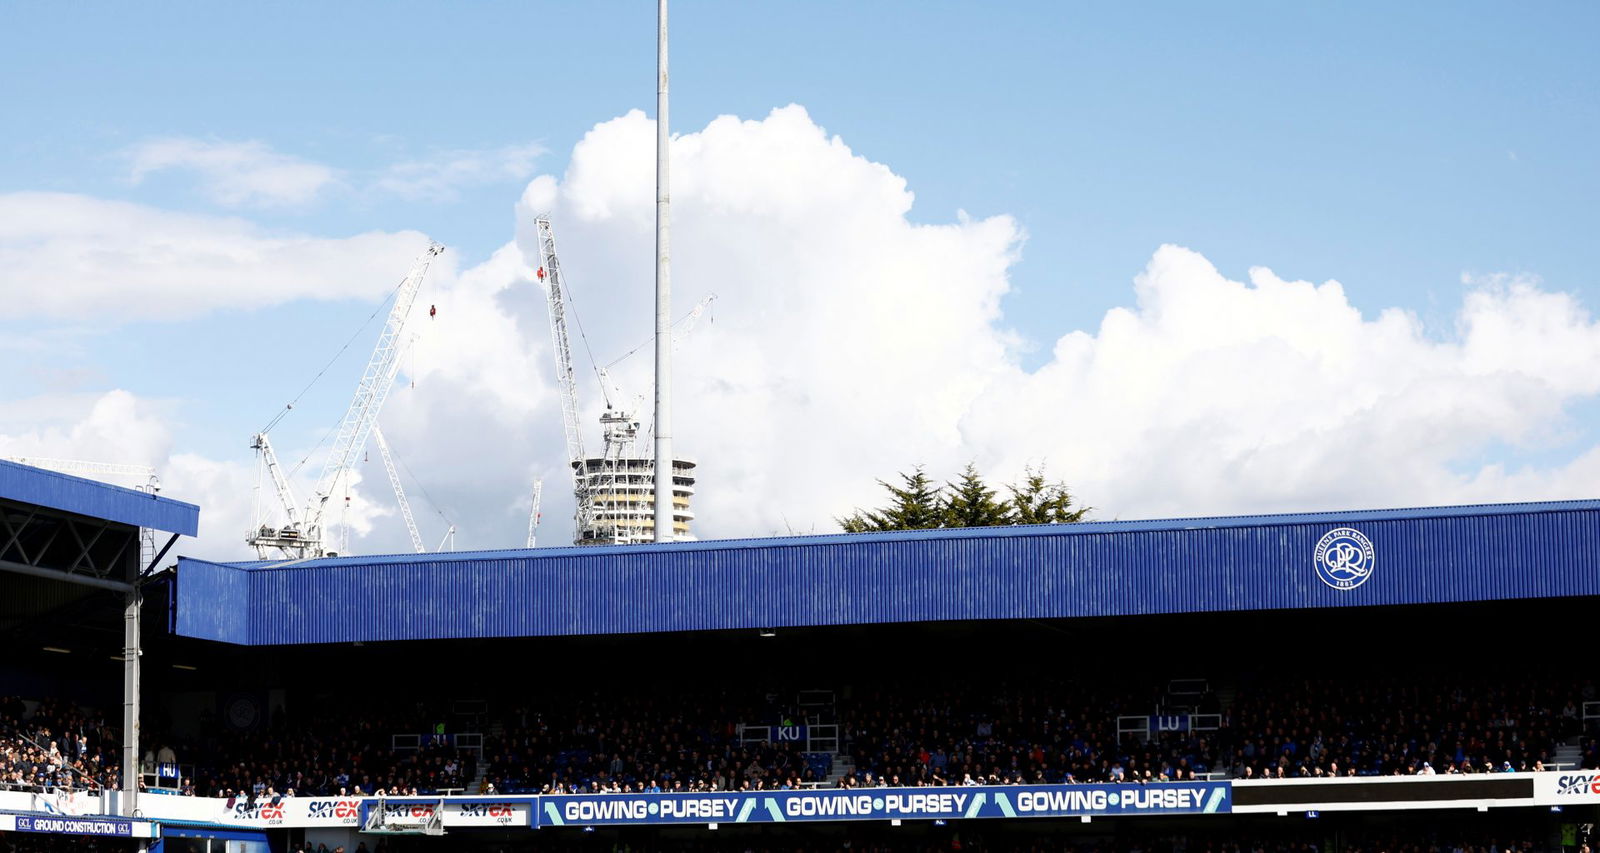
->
[1314, 527, 1374, 590]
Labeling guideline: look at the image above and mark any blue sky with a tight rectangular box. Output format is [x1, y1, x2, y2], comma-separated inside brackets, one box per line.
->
[2, 1, 1598, 555]
[10, 1, 1596, 333]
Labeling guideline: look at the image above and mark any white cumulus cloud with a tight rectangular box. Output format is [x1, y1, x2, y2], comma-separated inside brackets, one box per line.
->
[414, 104, 1600, 545]
[961, 250, 1600, 519]
[0, 192, 431, 320]
[12, 105, 1600, 560]
[0, 389, 395, 561]
[128, 138, 340, 208]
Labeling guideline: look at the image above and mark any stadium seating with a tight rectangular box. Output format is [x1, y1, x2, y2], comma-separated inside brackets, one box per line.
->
[0, 695, 119, 792]
[5, 671, 1595, 799]
[196, 714, 476, 798]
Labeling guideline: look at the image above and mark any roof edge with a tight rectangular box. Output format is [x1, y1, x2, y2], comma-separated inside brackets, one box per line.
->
[0, 458, 200, 536]
[221, 497, 1600, 570]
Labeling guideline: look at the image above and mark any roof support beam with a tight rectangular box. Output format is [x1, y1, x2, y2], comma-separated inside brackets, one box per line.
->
[0, 558, 133, 593]
[0, 505, 38, 563]
[145, 532, 180, 576]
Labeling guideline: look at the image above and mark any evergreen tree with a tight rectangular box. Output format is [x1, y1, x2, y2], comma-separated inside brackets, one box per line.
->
[839, 463, 1089, 531]
[837, 466, 945, 532]
[1008, 466, 1090, 525]
[943, 463, 1013, 527]
[837, 508, 888, 534]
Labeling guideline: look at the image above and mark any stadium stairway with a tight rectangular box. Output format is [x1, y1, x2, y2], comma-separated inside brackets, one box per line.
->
[1553, 737, 1583, 770]
[827, 754, 854, 787]
[474, 717, 505, 792]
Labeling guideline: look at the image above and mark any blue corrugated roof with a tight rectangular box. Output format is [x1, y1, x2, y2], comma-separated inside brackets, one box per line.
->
[0, 458, 199, 536]
[223, 497, 1600, 569]
[177, 499, 1600, 646]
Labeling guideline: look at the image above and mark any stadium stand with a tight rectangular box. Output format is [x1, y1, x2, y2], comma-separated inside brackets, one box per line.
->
[195, 712, 476, 799]
[0, 696, 120, 792]
[6, 466, 1600, 850]
[415, 670, 1590, 794]
[8, 667, 1595, 799]
[1224, 674, 1589, 780]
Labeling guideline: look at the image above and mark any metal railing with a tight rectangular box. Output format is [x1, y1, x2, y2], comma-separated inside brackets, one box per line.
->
[737, 723, 839, 754]
[1117, 714, 1222, 743]
[391, 732, 483, 757]
[139, 762, 195, 792]
[10, 731, 105, 790]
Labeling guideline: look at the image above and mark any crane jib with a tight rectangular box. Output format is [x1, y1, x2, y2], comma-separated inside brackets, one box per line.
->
[247, 242, 444, 560]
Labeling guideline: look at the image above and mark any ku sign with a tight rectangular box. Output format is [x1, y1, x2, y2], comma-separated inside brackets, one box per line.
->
[539, 782, 1230, 827]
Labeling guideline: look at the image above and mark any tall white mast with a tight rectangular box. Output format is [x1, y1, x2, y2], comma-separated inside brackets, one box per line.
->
[653, 0, 674, 543]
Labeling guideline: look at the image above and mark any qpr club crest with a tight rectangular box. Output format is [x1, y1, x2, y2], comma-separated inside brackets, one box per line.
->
[1313, 527, 1375, 590]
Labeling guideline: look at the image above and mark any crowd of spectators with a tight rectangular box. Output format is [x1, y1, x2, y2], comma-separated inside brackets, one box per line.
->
[471, 672, 1599, 794]
[839, 674, 1596, 788]
[481, 691, 826, 795]
[3, 673, 1595, 800]
[1, 694, 476, 799]
[1224, 675, 1587, 779]
[1579, 735, 1600, 771]
[0, 695, 120, 792]
[838, 681, 1207, 788]
[192, 707, 476, 798]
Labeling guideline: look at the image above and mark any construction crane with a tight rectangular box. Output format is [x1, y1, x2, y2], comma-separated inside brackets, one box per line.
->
[249, 432, 299, 532]
[673, 293, 715, 345]
[591, 367, 646, 541]
[588, 294, 714, 545]
[372, 426, 425, 554]
[534, 217, 597, 543]
[596, 367, 643, 443]
[536, 220, 713, 546]
[601, 293, 716, 372]
[247, 242, 444, 559]
[525, 478, 543, 548]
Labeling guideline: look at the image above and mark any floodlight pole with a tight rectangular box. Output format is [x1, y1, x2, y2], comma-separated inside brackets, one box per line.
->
[122, 584, 140, 819]
[652, 0, 674, 543]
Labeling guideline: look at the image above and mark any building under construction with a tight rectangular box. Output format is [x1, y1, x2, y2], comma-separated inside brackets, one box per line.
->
[537, 215, 698, 546]
[575, 453, 696, 545]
